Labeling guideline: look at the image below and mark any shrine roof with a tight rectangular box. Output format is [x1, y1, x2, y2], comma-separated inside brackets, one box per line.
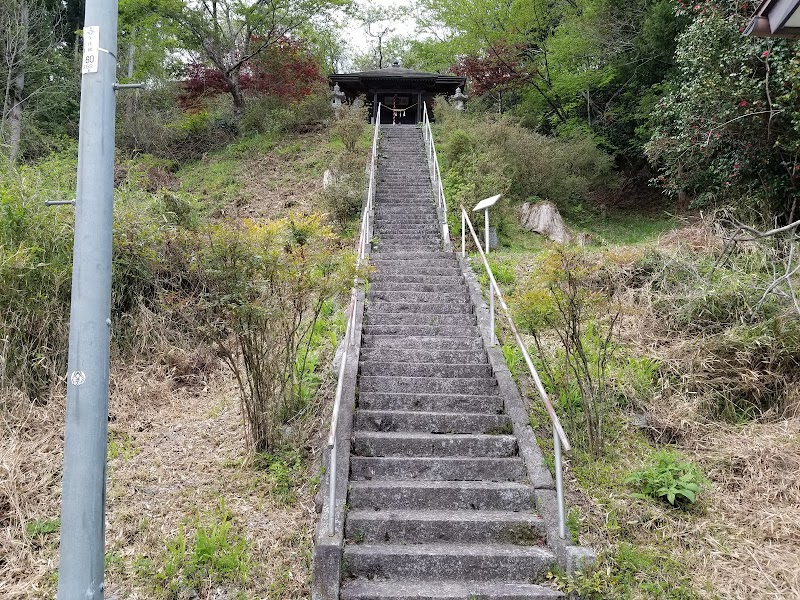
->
[329, 65, 465, 91]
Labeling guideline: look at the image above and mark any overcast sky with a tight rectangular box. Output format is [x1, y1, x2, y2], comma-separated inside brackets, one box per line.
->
[342, 0, 419, 53]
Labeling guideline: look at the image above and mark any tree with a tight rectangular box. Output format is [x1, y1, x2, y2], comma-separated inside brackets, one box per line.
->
[646, 2, 800, 219]
[147, 0, 349, 118]
[1, 0, 67, 162]
[348, 3, 412, 70]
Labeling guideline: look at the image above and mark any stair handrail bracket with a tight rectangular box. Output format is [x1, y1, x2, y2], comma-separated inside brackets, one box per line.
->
[325, 104, 382, 539]
[460, 204, 572, 540]
[421, 103, 451, 247]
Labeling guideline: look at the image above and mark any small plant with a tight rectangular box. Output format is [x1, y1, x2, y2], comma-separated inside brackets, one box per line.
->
[626, 450, 707, 507]
[25, 517, 60, 539]
[153, 498, 250, 598]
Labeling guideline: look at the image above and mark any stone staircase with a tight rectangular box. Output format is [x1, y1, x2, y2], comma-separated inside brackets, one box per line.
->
[337, 125, 564, 599]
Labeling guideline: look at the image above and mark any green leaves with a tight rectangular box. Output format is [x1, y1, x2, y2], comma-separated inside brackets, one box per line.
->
[626, 450, 707, 507]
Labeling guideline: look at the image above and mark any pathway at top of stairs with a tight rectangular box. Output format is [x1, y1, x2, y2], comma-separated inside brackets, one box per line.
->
[340, 125, 563, 600]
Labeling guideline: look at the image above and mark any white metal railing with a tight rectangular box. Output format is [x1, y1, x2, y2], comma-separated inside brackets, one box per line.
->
[418, 103, 571, 538]
[326, 104, 381, 536]
[421, 103, 451, 246]
[461, 206, 571, 538]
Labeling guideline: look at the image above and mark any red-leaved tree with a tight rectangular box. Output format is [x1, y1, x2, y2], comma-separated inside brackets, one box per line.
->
[181, 37, 323, 106]
[451, 43, 533, 96]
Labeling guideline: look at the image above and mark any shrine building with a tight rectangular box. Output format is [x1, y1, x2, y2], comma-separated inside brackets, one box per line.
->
[328, 61, 467, 124]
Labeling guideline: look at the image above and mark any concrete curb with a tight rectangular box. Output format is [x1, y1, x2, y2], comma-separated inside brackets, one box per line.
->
[311, 211, 372, 600]
[457, 253, 597, 574]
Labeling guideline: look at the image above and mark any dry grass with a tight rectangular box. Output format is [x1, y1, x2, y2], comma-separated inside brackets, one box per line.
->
[232, 131, 336, 221]
[615, 224, 800, 599]
[1, 357, 329, 599]
[501, 217, 800, 599]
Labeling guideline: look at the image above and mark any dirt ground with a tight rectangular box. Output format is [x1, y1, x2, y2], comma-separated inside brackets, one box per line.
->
[0, 358, 327, 599]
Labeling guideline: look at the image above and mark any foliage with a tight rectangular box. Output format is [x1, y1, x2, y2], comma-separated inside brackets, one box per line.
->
[516, 247, 620, 456]
[626, 450, 707, 507]
[191, 214, 354, 452]
[550, 542, 699, 599]
[151, 498, 250, 599]
[180, 38, 324, 105]
[646, 2, 800, 217]
[417, 0, 687, 154]
[0, 150, 76, 400]
[253, 448, 306, 505]
[434, 108, 613, 219]
[623, 246, 800, 420]
[145, 0, 349, 117]
[323, 102, 368, 224]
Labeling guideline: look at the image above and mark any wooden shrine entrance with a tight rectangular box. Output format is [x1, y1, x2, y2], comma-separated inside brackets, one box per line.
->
[329, 62, 466, 124]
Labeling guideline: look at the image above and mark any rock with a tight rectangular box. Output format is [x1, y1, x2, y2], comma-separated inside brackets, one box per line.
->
[520, 201, 571, 244]
[323, 169, 333, 189]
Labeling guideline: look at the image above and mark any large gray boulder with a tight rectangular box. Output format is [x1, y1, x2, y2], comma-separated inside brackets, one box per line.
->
[520, 201, 570, 244]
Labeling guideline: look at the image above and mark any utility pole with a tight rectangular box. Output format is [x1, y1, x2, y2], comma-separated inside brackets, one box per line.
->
[57, 0, 118, 597]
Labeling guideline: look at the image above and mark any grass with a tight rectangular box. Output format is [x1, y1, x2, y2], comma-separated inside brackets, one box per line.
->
[492, 212, 800, 599]
[1, 112, 358, 599]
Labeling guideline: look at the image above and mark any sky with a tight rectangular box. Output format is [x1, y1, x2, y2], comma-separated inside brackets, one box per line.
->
[342, 0, 419, 53]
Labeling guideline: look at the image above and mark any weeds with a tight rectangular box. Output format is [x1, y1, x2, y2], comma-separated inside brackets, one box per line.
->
[626, 451, 707, 507]
[149, 498, 250, 599]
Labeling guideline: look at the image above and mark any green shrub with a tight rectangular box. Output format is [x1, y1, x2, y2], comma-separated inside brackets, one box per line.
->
[436, 114, 614, 210]
[190, 214, 355, 452]
[626, 450, 707, 507]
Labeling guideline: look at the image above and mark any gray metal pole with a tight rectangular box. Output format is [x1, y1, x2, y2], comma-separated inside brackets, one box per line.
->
[57, 1, 118, 598]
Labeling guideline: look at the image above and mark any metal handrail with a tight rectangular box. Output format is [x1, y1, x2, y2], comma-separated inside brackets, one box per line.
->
[421, 103, 451, 245]
[461, 205, 571, 538]
[326, 104, 381, 536]
[418, 104, 571, 538]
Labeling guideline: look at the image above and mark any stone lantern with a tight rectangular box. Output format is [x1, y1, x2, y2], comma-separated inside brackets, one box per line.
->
[452, 87, 468, 111]
[331, 83, 346, 109]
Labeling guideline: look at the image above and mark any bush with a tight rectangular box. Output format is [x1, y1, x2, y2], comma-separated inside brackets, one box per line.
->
[436, 110, 614, 209]
[626, 450, 707, 507]
[621, 247, 800, 420]
[116, 86, 237, 163]
[191, 214, 354, 452]
[0, 151, 75, 400]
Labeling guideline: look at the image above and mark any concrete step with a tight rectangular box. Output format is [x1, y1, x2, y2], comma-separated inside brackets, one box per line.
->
[368, 283, 466, 295]
[341, 580, 563, 600]
[370, 274, 463, 285]
[354, 409, 510, 434]
[367, 291, 467, 305]
[345, 509, 545, 544]
[347, 480, 534, 511]
[370, 266, 462, 277]
[352, 432, 517, 458]
[372, 244, 442, 253]
[359, 361, 491, 378]
[362, 325, 477, 338]
[361, 335, 483, 350]
[364, 302, 471, 315]
[369, 250, 454, 259]
[370, 258, 458, 268]
[343, 543, 555, 581]
[363, 313, 477, 327]
[358, 376, 497, 395]
[357, 392, 502, 413]
[376, 234, 441, 241]
[350, 456, 527, 481]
